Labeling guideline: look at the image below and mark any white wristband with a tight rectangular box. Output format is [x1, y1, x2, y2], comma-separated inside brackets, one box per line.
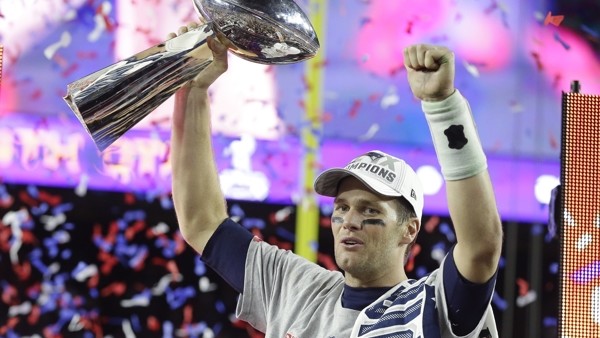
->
[422, 90, 487, 181]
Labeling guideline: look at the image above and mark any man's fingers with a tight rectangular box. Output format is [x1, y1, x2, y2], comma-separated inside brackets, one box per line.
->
[178, 25, 189, 36]
[215, 31, 238, 50]
[424, 50, 438, 70]
[404, 44, 452, 71]
[208, 37, 227, 55]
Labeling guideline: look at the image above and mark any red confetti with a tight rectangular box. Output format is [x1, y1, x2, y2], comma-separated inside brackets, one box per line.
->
[124, 193, 136, 205]
[147, 316, 160, 331]
[19, 191, 39, 207]
[183, 304, 193, 325]
[319, 216, 331, 228]
[100, 282, 126, 297]
[38, 190, 62, 206]
[424, 216, 440, 233]
[549, 131, 559, 150]
[317, 253, 338, 271]
[530, 51, 544, 71]
[348, 100, 362, 118]
[406, 20, 414, 34]
[405, 243, 422, 272]
[61, 63, 79, 78]
[368, 93, 380, 102]
[321, 112, 333, 123]
[13, 261, 32, 281]
[166, 260, 181, 280]
[76, 51, 98, 59]
[516, 277, 530, 296]
[125, 220, 146, 240]
[27, 304, 40, 325]
[544, 11, 564, 26]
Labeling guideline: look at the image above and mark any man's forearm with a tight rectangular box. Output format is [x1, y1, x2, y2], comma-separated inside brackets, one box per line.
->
[447, 172, 502, 283]
[422, 91, 502, 283]
[171, 87, 228, 253]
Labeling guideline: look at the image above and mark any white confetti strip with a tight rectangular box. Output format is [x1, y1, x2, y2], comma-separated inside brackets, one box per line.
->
[43, 31, 71, 60]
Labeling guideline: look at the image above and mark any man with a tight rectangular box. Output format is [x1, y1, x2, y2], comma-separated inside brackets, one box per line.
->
[170, 23, 502, 337]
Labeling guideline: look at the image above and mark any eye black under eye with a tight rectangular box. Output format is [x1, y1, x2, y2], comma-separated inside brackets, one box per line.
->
[362, 219, 385, 226]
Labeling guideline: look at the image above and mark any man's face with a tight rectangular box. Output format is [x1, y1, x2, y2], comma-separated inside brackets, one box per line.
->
[331, 177, 408, 287]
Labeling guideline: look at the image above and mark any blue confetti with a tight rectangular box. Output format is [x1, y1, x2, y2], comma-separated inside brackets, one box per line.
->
[160, 195, 173, 209]
[194, 257, 207, 276]
[229, 204, 245, 218]
[438, 223, 456, 242]
[320, 203, 333, 216]
[31, 202, 49, 216]
[29, 248, 49, 274]
[123, 210, 146, 222]
[129, 245, 148, 268]
[163, 321, 174, 338]
[543, 316, 558, 327]
[166, 286, 196, 309]
[275, 227, 296, 242]
[43, 237, 60, 258]
[155, 237, 176, 258]
[553, 32, 570, 50]
[27, 185, 39, 198]
[415, 266, 428, 278]
[61, 249, 72, 260]
[530, 224, 543, 236]
[184, 322, 208, 337]
[215, 300, 226, 314]
[549, 262, 559, 274]
[53, 203, 74, 214]
[242, 218, 266, 230]
[492, 291, 508, 310]
[130, 314, 142, 332]
[498, 256, 505, 269]
[581, 24, 600, 38]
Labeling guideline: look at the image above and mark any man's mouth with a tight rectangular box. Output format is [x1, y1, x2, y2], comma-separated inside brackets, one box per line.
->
[341, 237, 364, 246]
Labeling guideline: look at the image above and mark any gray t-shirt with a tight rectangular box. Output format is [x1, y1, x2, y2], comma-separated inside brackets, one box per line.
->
[236, 238, 498, 338]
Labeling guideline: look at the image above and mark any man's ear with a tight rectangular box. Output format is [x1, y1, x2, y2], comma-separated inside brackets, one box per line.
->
[400, 218, 421, 245]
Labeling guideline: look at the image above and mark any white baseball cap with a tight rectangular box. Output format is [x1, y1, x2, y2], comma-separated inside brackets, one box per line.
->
[314, 150, 424, 220]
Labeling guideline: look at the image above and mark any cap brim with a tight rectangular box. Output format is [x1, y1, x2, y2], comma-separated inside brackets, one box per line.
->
[314, 168, 402, 198]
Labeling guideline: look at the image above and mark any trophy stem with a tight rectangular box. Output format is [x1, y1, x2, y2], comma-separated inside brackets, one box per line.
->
[63, 24, 216, 152]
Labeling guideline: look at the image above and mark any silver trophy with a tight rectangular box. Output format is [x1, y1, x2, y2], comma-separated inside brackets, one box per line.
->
[63, 0, 320, 152]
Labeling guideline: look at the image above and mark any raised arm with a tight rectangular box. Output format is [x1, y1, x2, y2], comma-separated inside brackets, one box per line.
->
[171, 24, 230, 253]
[404, 44, 502, 283]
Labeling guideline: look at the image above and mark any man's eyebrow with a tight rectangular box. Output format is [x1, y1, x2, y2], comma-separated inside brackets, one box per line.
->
[333, 197, 382, 208]
[333, 197, 346, 204]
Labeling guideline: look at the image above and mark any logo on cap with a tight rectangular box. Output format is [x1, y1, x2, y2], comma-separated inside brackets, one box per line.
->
[345, 152, 401, 183]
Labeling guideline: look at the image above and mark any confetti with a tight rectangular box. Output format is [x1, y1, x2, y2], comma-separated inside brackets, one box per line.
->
[463, 60, 480, 77]
[380, 87, 400, 109]
[553, 31, 570, 50]
[357, 123, 379, 142]
[544, 11, 564, 26]
[43, 32, 72, 60]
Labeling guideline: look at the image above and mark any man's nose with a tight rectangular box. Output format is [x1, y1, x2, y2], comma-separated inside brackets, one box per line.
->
[342, 210, 363, 230]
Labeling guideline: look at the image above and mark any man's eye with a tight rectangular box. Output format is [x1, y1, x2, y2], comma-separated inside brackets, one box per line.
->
[335, 205, 348, 212]
[365, 208, 379, 215]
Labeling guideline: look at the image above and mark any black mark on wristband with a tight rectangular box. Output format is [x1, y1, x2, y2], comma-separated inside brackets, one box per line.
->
[444, 124, 468, 150]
